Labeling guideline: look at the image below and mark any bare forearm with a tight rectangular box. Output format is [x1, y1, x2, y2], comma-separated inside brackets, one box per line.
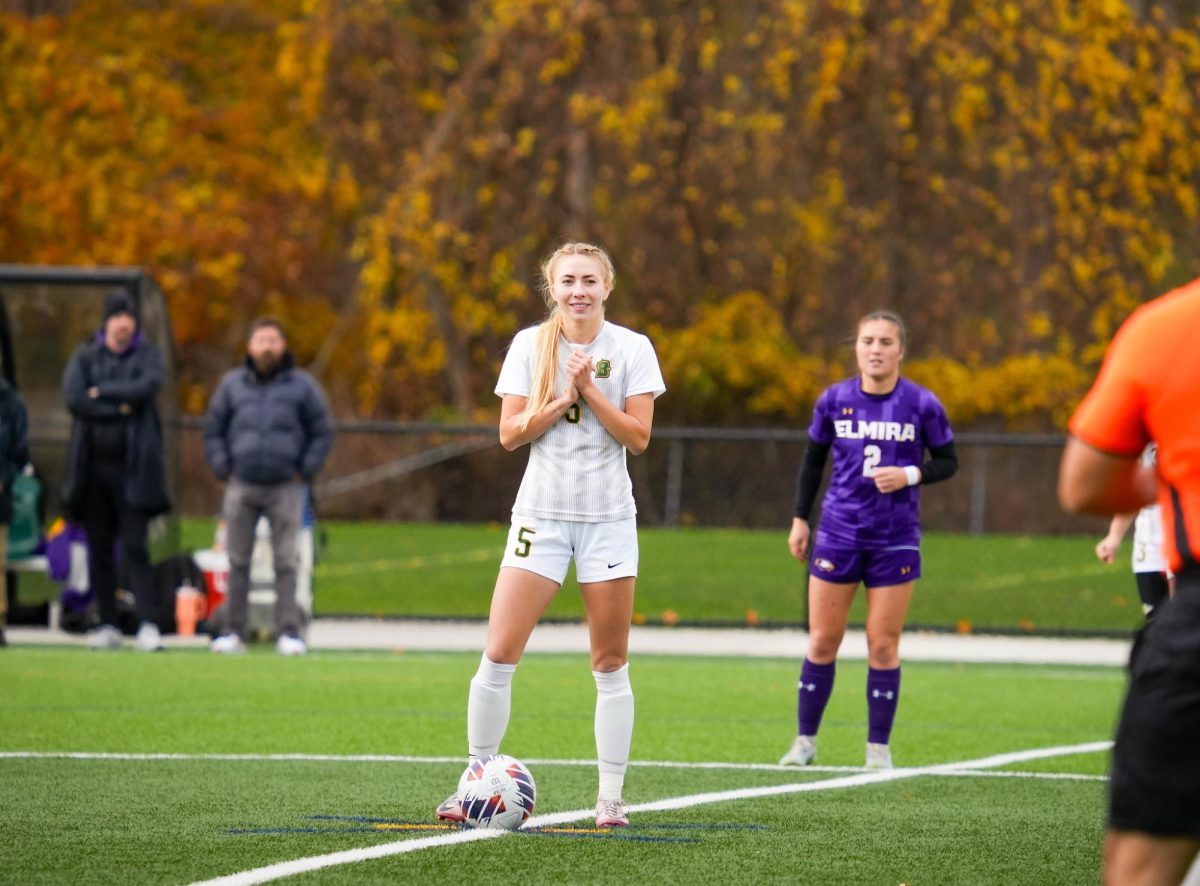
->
[1058, 437, 1157, 515]
[499, 393, 576, 451]
[582, 390, 651, 454]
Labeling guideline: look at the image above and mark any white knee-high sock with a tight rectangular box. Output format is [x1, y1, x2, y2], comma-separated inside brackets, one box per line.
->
[467, 654, 516, 760]
[593, 663, 634, 800]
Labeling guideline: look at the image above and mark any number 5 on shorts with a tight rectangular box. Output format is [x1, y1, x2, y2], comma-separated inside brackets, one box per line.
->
[514, 526, 535, 558]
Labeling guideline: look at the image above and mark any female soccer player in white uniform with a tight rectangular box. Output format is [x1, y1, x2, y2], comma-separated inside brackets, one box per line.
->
[436, 242, 665, 828]
[1094, 444, 1172, 620]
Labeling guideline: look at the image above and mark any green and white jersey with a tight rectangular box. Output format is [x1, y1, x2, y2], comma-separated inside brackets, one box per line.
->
[496, 320, 665, 522]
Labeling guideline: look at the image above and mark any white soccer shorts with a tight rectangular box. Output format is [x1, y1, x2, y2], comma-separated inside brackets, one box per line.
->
[499, 515, 639, 584]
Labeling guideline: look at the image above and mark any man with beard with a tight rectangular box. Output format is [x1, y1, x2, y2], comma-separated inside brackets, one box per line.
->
[203, 318, 333, 655]
[63, 291, 171, 652]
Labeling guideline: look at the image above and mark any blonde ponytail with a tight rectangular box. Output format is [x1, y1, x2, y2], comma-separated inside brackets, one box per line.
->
[513, 242, 615, 432]
[516, 311, 566, 431]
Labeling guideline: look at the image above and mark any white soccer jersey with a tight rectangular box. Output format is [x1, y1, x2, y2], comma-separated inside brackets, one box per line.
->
[495, 320, 666, 522]
[1132, 504, 1167, 574]
[1132, 444, 1168, 574]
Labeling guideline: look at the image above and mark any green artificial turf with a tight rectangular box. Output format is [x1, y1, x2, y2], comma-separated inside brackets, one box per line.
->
[8, 519, 1137, 635]
[268, 520, 1138, 634]
[1, 646, 1121, 884]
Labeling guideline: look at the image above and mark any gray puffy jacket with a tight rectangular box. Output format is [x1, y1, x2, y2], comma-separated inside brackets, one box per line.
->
[203, 353, 334, 485]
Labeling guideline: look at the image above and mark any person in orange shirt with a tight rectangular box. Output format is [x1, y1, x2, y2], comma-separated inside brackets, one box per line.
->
[1060, 277, 1200, 886]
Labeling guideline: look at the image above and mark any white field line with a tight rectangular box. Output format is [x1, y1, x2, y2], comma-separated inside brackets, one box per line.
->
[166, 740, 1111, 886]
[0, 748, 1110, 781]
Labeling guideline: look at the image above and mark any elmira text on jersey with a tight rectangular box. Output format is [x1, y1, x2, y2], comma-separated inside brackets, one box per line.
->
[833, 420, 918, 442]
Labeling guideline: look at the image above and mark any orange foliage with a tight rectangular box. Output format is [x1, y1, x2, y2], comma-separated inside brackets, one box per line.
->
[3, 0, 1200, 428]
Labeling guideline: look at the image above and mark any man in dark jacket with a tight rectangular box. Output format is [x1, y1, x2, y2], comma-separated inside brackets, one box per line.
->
[0, 380, 29, 648]
[203, 317, 333, 655]
[62, 291, 170, 652]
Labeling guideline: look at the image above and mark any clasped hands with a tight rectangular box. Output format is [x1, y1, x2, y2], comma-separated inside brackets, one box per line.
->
[561, 350, 596, 404]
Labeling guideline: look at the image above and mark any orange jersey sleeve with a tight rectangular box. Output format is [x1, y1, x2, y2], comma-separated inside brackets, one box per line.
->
[1068, 318, 1151, 459]
[1069, 278, 1200, 574]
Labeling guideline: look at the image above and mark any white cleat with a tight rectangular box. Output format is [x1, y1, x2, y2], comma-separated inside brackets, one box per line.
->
[210, 633, 246, 655]
[865, 742, 893, 770]
[779, 734, 817, 766]
[87, 624, 124, 650]
[594, 798, 629, 828]
[276, 634, 307, 656]
[134, 621, 163, 652]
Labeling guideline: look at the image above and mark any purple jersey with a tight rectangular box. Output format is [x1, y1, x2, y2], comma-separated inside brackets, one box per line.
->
[809, 376, 954, 548]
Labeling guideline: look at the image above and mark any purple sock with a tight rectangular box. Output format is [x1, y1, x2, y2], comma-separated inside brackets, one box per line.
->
[796, 658, 836, 736]
[866, 666, 901, 744]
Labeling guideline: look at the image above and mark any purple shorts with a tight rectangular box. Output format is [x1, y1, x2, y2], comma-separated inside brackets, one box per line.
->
[808, 541, 921, 587]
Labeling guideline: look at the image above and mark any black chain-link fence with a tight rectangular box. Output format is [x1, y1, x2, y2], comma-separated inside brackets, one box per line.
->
[180, 421, 1104, 536]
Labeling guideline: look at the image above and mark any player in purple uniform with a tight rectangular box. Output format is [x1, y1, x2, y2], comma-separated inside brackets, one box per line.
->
[779, 311, 958, 769]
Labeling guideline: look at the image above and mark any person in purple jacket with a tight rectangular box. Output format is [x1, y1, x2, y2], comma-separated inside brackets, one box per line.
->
[779, 311, 958, 770]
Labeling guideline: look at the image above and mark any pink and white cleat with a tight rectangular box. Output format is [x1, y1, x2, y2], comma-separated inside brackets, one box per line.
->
[435, 793, 465, 823]
[594, 798, 629, 828]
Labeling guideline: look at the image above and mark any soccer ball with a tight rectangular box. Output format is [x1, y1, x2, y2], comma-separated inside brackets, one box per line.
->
[457, 753, 537, 830]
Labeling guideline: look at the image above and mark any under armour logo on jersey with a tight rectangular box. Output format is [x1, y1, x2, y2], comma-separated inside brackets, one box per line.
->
[872, 689, 895, 700]
[900, 566, 911, 575]
[798, 681, 817, 692]
[841, 407, 854, 415]
[595, 358, 611, 378]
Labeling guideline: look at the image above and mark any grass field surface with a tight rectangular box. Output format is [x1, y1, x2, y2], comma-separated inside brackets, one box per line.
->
[2, 645, 1121, 884]
[171, 520, 1146, 634]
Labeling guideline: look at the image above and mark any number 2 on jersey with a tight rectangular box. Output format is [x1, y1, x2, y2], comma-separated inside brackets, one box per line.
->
[862, 444, 882, 477]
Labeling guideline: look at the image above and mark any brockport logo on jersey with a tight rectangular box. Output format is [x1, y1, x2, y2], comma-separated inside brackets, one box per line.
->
[595, 358, 612, 378]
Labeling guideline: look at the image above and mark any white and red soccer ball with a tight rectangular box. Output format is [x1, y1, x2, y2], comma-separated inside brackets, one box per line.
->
[457, 754, 537, 830]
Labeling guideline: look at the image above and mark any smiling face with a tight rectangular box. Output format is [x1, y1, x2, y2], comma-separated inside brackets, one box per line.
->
[855, 317, 904, 389]
[548, 253, 611, 327]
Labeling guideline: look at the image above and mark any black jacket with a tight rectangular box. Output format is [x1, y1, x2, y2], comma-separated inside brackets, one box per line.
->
[0, 381, 29, 523]
[203, 352, 334, 485]
[61, 332, 171, 518]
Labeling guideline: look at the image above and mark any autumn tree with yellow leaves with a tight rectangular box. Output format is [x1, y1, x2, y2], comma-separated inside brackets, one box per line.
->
[3, 0, 1199, 427]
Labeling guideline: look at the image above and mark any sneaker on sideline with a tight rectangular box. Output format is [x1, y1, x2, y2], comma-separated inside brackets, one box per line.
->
[210, 633, 246, 655]
[779, 734, 817, 766]
[594, 798, 629, 828]
[276, 634, 307, 656]
[865, 742, 893, 770]
[134, 621, 163, 652]
[87, 624, 124, 650]
[435, 794, 465, 823]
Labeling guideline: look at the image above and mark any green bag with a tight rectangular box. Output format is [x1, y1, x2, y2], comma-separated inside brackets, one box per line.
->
[7, 470, 42, 559]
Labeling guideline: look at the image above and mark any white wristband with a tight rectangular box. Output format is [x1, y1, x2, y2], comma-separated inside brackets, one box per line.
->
[903, 465, 921, 487]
